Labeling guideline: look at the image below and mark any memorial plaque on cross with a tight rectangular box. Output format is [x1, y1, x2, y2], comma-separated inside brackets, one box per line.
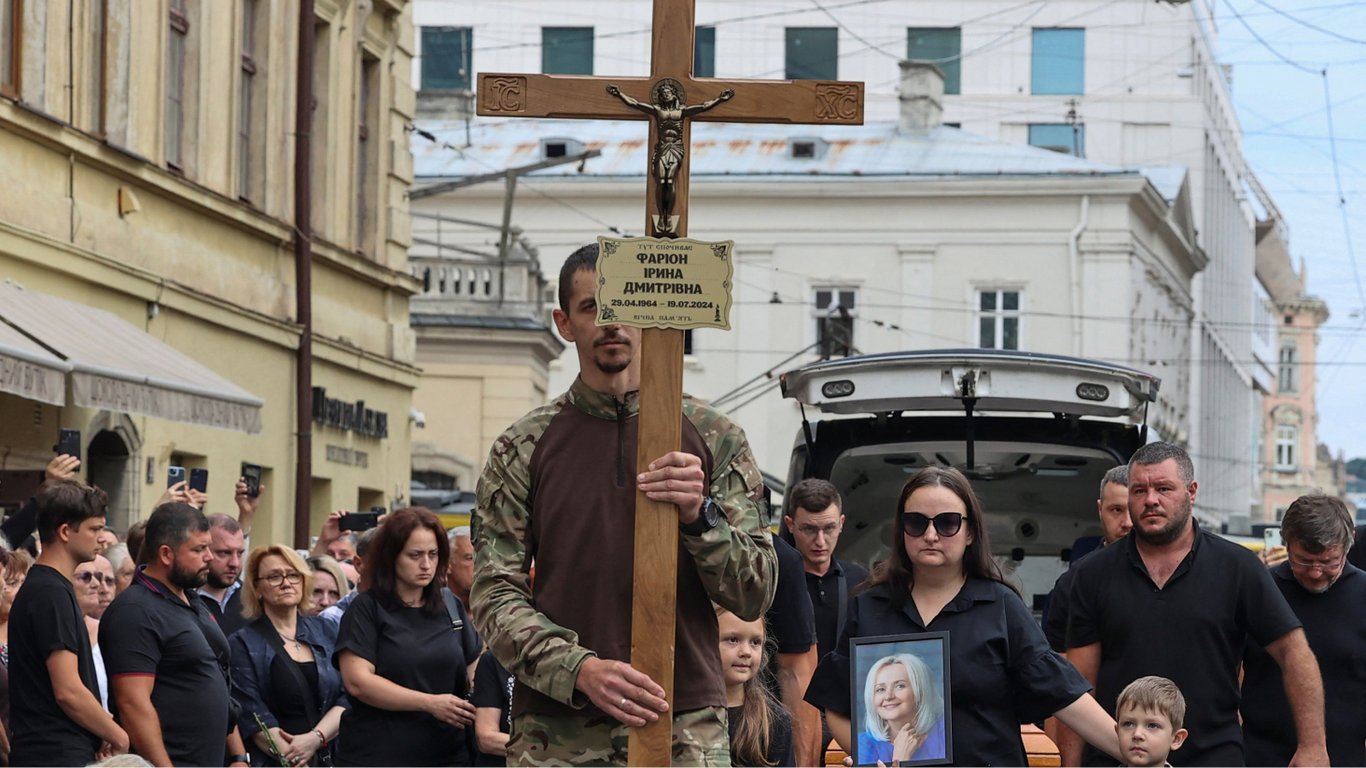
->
[477, 2, 863, 764]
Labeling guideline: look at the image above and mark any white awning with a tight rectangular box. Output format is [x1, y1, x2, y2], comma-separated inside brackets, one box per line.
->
[0, 282, 264, 433]
[0, 318, 69, 406]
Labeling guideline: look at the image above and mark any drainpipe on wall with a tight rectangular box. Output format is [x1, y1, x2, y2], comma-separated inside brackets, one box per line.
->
[1068, 195, 1090, 357]
[293, 0, 315, 549]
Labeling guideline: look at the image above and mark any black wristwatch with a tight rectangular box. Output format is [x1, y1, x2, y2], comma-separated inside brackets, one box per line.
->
[680, 497, 721, 536]
[228, 755, 250, 766]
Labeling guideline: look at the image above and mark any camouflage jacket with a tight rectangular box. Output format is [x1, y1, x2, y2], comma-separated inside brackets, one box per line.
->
[471, 376, 777, 714]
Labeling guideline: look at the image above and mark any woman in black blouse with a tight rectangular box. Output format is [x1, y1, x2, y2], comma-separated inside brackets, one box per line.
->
[334, 507, 481, 766]
[806, 467, 1122, 766]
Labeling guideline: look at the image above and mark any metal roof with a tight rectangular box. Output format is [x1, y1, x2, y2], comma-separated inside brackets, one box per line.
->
[414, 118, 1186, 193]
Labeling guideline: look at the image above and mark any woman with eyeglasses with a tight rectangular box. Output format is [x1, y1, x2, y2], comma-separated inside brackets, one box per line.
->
[229, 545, 348, 767]
[805, 467, 1123, 766]
[73, 555, 115, 709]
[334, 507, 481, 767]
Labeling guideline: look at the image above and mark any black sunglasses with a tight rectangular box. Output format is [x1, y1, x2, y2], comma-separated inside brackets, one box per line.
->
[901, 512, 966, 538]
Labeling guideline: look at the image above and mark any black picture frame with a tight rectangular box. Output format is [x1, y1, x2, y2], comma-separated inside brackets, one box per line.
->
[849, 632, 952, 766]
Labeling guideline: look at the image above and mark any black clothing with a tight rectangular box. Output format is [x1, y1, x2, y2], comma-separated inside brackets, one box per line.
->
[269, 656, 322, 737]
[201, 587, 248, 637]
[807, 579, 1089, 767]
[1067, 522, 1302, 766]
[8, 564, 102, 766]
[101, 569, 232, 768]
[471, 650, 514, 767]
[805, 559, 868, 660]
[1348, 524, 1366, 571]
[333, 590, 480, 766]
[727, 700, 794, 767]
[763, 534, 816, 701]
[0, 498, 36, 552]
[1042, 540, 1104, 653]
[1241, 562, 1366, 767]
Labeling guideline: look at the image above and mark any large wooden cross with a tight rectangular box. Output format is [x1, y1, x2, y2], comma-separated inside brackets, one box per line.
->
[478, 2, 862, 763]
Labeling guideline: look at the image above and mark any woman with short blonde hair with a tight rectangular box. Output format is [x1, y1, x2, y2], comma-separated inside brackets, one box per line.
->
[230, 545, 347, 766]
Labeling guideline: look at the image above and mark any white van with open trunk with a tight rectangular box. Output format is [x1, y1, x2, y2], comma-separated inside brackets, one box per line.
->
[779, 349, 1160, 609]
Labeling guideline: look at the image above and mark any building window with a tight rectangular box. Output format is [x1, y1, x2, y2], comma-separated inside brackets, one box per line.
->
[1278, 344, 1298, 393]
[310, 18, 331, 233]
[1275, 424, 1297, 471]
[542, 27, 593, 75]
[237, 0, 264, 202]
[785, 27, 837, 80]
[356, 52, 380, 254]
[85, 0, 107, 133]
[693, 26, 714, 78]
[421, 26, 471, 90]
[1, 0, 19, 99]
[814, 288, 856, 359]
[1028, 123, 1085, 157]
[1031, 28, 1084, 95]
[978, 289, 1021, 350]
[165, 0, 190, 169]
[907, 27, 960, 95]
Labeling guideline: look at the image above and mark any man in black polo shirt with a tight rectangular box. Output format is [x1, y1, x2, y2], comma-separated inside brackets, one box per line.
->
[1043, 465, 1131, 653]
[783, 478, 867, 748]
[100, 502, 251, 768]
[1066, 442, 1328, 766]
[8, 480, 129, 766]
[765, 531, 820, 766]
[1242, 494, 1366, 767]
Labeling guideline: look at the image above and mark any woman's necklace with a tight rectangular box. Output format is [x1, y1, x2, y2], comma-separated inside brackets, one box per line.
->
[273, 622, 304, 652]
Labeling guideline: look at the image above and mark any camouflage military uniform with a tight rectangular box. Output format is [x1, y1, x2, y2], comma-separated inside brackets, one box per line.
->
[472, 376, 777, 766]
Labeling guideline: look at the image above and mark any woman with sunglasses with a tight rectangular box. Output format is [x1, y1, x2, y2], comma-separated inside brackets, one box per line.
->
[229, 545, 348, 766]
[806, 467, 1123, 766]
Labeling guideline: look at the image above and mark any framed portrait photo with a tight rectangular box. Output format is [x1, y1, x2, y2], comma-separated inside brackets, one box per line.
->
[849, 632, 952, 767]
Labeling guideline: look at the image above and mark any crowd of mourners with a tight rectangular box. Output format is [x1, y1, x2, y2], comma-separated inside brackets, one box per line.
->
[0, 440, 1361, 768]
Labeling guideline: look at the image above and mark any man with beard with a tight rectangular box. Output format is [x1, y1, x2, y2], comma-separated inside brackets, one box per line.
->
[472, 243, 776, 764]
[1065, 443, 1327, 766]
[1241, 495, 1366, 766]
[100, 503, 251, 768]
[198, 514, 248, 636]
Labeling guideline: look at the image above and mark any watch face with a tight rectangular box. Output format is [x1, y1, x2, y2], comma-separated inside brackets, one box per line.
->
[703, 498, 720, 526]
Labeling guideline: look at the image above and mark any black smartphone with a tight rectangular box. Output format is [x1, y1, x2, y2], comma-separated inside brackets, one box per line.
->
[241, 463, 262, 498]
[189, 468, 209, 494]
[54, 429, 81, 461]
[167, 465, 186, 488]
[338, 511, 381, 532]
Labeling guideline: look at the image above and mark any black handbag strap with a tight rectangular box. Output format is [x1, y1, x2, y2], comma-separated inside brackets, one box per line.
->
[249, 618, 323, 728]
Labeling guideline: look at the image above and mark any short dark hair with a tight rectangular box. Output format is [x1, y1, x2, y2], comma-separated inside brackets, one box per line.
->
[1281, 494, 1354, 554]
[361, 507, 448, 613]
[557, 243, 600, 312]
[35, 480, 108, 545]
[126, 521, 148, 565]
[206, 514, 241, 535]
[355, 527, 379, 559]
[142, 503, 209, 562]
[1099, 465, 1129, 498]
[1129, 442, 1195, 485]
[788, 478, 842, 516]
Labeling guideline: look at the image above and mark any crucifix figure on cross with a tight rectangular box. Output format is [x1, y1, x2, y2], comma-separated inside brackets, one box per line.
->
[470, 1, 863, 765]
[606, 79, 733, 235]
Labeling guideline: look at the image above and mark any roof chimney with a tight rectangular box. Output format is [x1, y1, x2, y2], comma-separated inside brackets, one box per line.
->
[898, 60, 944, 134]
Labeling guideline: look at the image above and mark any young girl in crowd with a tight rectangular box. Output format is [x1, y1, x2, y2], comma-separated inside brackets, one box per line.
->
[717, 607, 792, 767]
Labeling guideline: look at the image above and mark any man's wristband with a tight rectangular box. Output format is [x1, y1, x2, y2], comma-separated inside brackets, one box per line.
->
[228, 755, 250, 765]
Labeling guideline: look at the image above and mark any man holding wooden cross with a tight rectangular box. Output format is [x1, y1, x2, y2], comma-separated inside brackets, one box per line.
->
[471, 243, 777, 764]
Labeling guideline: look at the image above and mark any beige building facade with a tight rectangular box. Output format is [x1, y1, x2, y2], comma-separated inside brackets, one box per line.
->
[0, 0, 419, 545]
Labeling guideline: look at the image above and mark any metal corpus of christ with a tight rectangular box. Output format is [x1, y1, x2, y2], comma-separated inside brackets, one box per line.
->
[477, 1, 864, 764]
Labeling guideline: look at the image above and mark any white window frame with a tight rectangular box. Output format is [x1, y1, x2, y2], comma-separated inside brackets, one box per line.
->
[1274, 424, 1297, 471]
[976, 288, 1023, 350]
[813, 287, 857, 359]
[1278, 344, 1298, 394]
